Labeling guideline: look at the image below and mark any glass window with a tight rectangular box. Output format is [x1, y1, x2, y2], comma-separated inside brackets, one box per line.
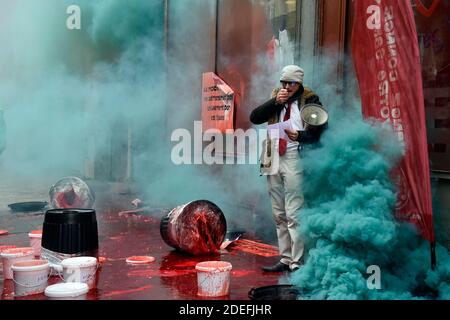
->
[414, 0, 450, 172]
[259, 0, 298, 69]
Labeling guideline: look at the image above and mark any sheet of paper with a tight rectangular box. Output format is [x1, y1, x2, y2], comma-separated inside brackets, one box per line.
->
[267, 119, 294, 140]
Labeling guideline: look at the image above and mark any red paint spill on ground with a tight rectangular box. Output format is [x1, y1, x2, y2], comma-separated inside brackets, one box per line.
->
[0, 191, 283, 300]
[230, 239, 279, 257]
[231, 270, 257, 277]
[171, 261, 199, 268]
[103, 284, 153, 298]
[128, 269, 195, 278]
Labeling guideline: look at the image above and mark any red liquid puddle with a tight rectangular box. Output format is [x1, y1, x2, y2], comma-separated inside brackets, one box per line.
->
[230, 239, 279, 257]
[128, 269, 195, 278]
[103, 284, 153, 298]
[231, 270, 257, 277]
[171, 261, 198, 268]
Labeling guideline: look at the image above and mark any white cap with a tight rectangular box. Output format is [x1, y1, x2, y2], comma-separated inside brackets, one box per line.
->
[280, 65, 304, 83]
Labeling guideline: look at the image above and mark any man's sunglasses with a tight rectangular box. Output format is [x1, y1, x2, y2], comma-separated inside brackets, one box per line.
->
[280, 81, 299, 87]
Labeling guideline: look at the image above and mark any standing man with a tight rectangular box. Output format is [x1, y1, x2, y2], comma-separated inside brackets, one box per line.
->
[250, 65, 325, 272]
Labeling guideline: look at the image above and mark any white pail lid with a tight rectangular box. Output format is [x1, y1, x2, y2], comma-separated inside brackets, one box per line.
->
[126, 256, 155, 265]
[0, 247, 34, 258]
[61, 256, 97, 268]
[45, 282, 89, 298]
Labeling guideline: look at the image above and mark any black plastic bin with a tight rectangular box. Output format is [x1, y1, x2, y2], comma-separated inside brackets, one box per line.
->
[42, 209, 98, 255]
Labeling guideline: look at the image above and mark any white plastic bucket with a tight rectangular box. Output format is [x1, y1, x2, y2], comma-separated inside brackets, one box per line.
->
[11, 259, 50, 296]
[61, 256, 98, 289]
[45, 282, 89, 300]
[1, 247, 34, 280]
[195, 261, 232, 297]
[28, 230, 43, 257]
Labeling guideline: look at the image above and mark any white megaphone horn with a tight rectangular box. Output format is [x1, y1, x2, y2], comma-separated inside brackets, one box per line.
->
[300, 103, 328, 131]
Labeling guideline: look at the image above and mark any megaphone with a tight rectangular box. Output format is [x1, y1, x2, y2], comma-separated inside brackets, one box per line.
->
[300, 103, 328, 130]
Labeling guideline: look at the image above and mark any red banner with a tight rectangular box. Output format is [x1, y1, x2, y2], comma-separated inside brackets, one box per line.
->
[351, 0, 435, 242]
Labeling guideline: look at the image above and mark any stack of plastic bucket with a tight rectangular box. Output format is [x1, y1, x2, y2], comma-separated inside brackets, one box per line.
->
[1, 247, 34, 280]
[0, 247, 51, 297]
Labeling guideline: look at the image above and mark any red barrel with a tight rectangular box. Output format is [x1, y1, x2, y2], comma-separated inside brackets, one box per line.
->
[160, 200, 227, 255]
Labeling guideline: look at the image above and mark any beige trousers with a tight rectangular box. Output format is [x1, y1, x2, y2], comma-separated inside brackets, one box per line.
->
[267, 149, 304, 270]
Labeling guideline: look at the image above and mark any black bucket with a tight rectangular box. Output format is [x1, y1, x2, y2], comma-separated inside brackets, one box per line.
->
[42, 209, 98, 255]
[160, 200, 227, 255]
[248, 285, 300, 300]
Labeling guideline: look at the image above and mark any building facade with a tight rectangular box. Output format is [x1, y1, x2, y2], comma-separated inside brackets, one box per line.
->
[163, 0, 450, 247]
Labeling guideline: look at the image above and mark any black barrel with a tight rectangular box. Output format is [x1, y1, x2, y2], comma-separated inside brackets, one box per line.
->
[42, 209, 98, 255]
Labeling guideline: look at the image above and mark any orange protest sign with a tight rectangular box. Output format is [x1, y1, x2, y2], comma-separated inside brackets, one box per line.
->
[201, 72, 234, 133]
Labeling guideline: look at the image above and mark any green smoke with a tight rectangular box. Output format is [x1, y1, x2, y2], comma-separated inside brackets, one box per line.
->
[290, 106, 450, 299]
[0, 109, 5, 156]
[0, 0, 165, 176]
[0, 0, 272, 234]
